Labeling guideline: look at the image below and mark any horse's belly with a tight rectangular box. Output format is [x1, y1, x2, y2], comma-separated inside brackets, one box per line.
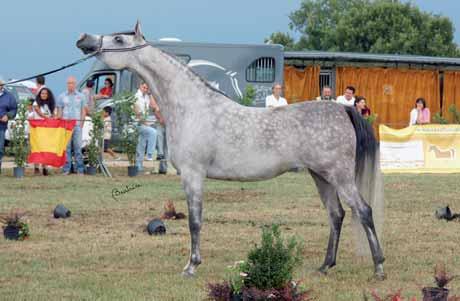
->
[206, 154, 296, 181]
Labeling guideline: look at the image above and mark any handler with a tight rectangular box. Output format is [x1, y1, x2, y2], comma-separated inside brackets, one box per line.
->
[0, 79, 18, 174]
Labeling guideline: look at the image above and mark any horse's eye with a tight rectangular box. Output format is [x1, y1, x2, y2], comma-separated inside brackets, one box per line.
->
[114, 36, 123, 44]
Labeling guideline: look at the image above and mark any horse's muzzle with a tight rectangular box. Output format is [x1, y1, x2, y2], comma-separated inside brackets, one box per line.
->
[76, 33, 100, 55]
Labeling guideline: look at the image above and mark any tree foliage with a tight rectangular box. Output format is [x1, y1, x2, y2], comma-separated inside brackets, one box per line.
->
[274, 0, 459, 57]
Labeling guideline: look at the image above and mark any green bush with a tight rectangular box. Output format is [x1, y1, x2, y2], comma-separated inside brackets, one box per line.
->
[241, 224, 303, 290]
[113, 92, 139, 165]
[239, 84, 256, 107]
[87, 110, 104, 167]
[448, 104, 460, 124]
[433, 111, 449, 124]
[11, 99, 30, 167]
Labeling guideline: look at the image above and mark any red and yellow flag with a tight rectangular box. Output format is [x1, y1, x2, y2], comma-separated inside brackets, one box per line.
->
[28, 119, 76, 168]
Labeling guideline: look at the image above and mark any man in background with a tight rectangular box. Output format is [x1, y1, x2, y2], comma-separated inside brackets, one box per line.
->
[134, 82, 159, 173]
[265, 83, 288, 108]
[0, 79, 18, 174]
[335, 86, 356, 106]
[316, 86, 335, 101]
[56, 76, 87, 175]
[35, 76, 46, 95]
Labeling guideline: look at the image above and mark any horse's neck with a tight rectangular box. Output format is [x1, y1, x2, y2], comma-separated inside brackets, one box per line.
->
[132, 47, 228, 115]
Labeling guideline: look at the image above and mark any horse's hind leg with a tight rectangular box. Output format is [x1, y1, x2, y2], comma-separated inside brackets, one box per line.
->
[310, 170, 345, 274]
[180, 168, 205, 277]
[336, 183, 385, 280]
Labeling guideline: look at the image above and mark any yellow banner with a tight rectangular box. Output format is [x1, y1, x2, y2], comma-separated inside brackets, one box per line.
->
[379, 124, 460, 173]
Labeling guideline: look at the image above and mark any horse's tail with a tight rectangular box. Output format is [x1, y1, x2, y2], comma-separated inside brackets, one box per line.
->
[344, 106, 384, 256]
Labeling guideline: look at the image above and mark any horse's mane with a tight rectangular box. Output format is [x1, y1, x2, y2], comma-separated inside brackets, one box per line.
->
[148, 42, 232, 99]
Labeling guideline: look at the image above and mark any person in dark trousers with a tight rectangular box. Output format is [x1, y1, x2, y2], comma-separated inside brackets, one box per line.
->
[0, 79, 18, 174]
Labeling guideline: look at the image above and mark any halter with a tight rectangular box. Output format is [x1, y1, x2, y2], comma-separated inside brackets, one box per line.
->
[95, 33, 151, 54]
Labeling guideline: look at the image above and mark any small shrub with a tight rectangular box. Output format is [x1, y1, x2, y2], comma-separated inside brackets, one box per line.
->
[239, 84, 256, 107]
[10, 99, 30, 167]
[433, 111, 449, 124]
[113, 92, 139, 165]
[0, 210, 30, 240]
[448, 104, 460, 124]
[87, 110, 104, 167]
[242, 224, 303, 290]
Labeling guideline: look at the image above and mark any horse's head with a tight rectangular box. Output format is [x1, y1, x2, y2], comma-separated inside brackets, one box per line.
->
[76, 21, 147, 69]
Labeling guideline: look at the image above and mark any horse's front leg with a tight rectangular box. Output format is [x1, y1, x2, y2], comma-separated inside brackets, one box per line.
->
[181, 168, 205, 277]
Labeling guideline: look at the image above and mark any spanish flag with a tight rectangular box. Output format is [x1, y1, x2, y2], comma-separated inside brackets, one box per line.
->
[28, 119, 76, 168]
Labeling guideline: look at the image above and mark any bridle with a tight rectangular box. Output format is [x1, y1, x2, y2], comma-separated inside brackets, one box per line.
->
[95, 33, 151, 54]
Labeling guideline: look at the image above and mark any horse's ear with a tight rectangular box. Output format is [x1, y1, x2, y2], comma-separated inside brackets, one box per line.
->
[134, 20, 143, 40]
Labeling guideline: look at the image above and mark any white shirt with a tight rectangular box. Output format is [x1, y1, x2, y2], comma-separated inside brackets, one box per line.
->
[31, 101, 52, 120]
[335, 95, 355, 107]
[265, 94, 288, 108]
[135, 89, 156, 125]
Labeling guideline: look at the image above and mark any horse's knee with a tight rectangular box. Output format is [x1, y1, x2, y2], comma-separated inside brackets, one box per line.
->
[357, 203, 374, 226]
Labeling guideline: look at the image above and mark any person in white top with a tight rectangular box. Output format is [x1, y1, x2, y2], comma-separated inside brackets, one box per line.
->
[134, 82, 161, 173]
[32, 87, 56, 176]
[265, 83, 288, 108]
[335, 86, 356, 106]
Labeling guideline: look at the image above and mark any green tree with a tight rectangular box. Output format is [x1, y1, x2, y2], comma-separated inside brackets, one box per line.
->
[264, 32, 295, 50]
[275, 0, 459, 57]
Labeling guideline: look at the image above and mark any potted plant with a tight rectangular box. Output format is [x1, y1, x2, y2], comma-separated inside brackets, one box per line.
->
[207, 224, 311, 301]
[87, 110, 104, 175]
[10, 99, 29, 178]
[113, 92, 139, 177]
[422, 263, 458, 301]
[0, 210, 30, 241]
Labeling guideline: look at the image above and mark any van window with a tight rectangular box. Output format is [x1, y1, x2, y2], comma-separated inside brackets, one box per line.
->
[175, 54, 191, 65]
[90, 73, 117, 97]
[246, 57, 276, 83]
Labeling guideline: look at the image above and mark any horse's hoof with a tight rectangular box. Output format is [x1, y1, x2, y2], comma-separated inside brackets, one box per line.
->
[182, 270, 195, 278]
[372, 272, 386, 281]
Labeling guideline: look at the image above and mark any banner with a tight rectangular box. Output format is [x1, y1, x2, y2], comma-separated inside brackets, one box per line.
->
[28, 119, 76, 168]
[379, 124, 460, 173]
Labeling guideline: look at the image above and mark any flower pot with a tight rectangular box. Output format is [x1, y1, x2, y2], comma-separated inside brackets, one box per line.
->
[422, 287, 449, 301]
[13, 167, 25, 178]
[86, 166, 97, 175]
[3, 225, 20, 240]
[54, 204, 71, 219]
[159, 160, 168, 174]
[147, 219, 166, 235]
[231, 293, 243, 301]
[128, 166, 138, 177]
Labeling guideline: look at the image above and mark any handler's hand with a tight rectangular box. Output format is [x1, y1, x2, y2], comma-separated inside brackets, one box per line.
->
[0, 115, 8, 122]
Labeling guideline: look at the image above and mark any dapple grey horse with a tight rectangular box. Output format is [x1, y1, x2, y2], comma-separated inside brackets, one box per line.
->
[77, 22, 385, 280]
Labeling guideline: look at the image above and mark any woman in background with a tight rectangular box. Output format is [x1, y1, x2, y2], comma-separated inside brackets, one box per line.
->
[409, 98, 430, 126]
[32, 87, 56, 176]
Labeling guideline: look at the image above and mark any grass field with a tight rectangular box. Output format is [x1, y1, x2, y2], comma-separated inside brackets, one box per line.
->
[0, 168, 459, 301]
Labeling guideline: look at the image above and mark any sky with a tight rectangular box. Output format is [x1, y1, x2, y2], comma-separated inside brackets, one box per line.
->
[1, 0, 460, 91]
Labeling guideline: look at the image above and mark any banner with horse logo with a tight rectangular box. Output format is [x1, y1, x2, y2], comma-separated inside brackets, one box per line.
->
[28, 119, 76, 168]
[379, 124, 460, 173]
